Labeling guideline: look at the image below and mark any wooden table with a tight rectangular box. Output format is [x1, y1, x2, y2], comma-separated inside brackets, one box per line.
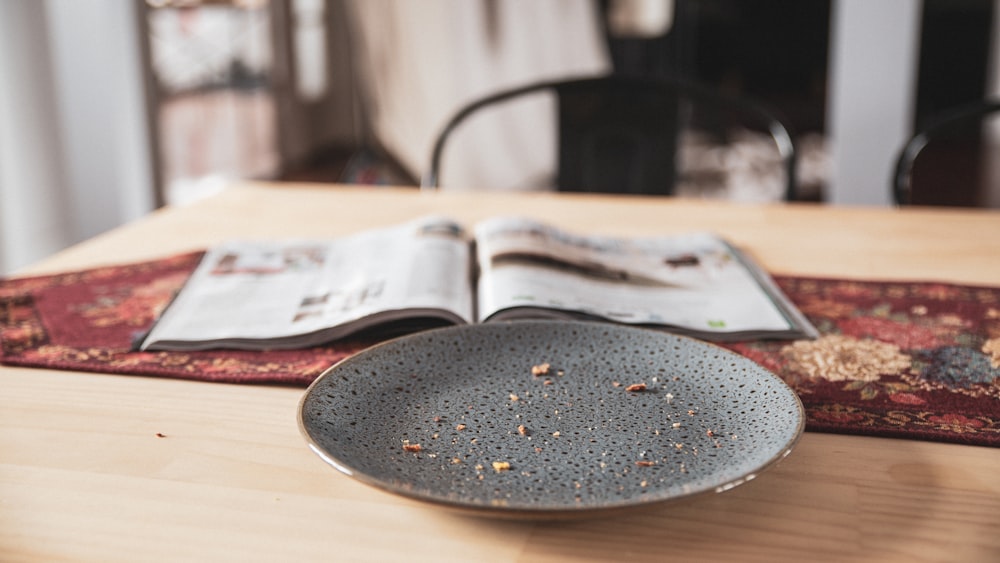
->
[3, 183, 999, 562]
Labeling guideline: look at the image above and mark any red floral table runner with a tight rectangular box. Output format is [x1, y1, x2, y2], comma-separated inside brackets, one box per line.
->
[2, 252, 998, 447]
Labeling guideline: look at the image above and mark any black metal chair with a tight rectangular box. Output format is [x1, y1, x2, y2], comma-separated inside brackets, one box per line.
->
[893, 99, 1000, 207]
[422, 74, 798, 201]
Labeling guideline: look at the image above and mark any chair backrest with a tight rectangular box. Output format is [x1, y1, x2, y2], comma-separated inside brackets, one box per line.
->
[893, 99, 1000, 207]
[422, 75, 797, 201]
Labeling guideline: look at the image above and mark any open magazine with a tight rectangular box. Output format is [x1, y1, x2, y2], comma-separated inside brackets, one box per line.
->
[138, 216, 818, 351]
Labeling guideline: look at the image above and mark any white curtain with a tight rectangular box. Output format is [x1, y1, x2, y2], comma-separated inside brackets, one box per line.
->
[0, 1, 73, 275]
[0, 0, 154, 275]
[346, 0, 611, 190]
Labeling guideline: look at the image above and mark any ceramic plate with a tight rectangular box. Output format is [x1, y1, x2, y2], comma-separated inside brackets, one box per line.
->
[298, 321, 803, 518]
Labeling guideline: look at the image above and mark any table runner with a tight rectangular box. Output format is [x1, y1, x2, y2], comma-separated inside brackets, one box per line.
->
[2, 252, 998, 447]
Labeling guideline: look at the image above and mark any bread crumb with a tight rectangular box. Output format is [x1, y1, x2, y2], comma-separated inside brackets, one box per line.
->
[455, 423, 466, 431]
[517, 424, 528, 436]
[509, 393, 520, 402]
[635, 460, 656, 467]
[531, 363, 551, 376]
[402, 443, 422, 453]
[492, 461, 511, 472]
[625, 383, 647, 392]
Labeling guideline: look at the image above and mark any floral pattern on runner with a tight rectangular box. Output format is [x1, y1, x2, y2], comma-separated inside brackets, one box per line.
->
[724, 277, 1000, 445]
[1, 255, 998, 446]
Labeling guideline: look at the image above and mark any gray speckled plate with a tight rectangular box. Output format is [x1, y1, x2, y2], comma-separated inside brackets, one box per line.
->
[298, 321, 803, 518]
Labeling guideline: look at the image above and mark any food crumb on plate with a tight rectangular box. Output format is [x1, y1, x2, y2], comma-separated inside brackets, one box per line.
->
[531, 363, 551, 376]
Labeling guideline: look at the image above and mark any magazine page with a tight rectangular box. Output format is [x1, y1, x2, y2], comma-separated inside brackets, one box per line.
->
[141, 216, 473, 350]
[473, 217, 816, 341]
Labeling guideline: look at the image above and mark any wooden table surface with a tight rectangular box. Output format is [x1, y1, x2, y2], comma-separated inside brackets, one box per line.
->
[3, 183, 999, 562]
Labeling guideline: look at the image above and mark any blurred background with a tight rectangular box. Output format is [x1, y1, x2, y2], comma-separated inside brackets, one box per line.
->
[1, 0, 998, 274]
